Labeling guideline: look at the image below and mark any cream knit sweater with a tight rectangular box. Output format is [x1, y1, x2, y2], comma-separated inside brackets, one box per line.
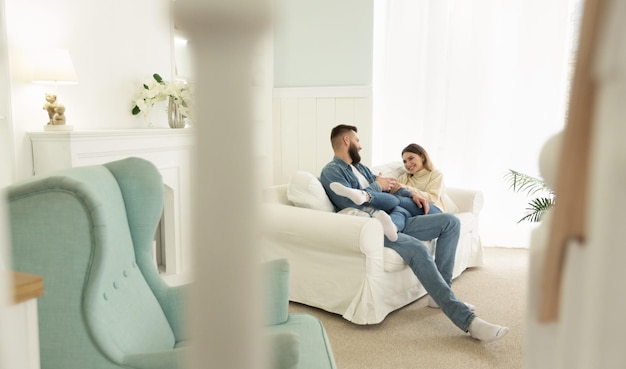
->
[396, 168, 446, 212]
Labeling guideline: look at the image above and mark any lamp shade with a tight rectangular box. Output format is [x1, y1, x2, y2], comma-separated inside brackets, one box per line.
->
[30, 49, 78, 85]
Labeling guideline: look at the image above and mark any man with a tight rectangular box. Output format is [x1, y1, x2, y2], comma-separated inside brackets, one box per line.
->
[319, 124, 509, 342]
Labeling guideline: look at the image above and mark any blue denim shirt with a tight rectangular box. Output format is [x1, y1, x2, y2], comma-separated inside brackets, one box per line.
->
[319, 156, 411, 212]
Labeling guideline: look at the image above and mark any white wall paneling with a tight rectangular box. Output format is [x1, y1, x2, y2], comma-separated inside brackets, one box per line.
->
[272, 86, 372, 184]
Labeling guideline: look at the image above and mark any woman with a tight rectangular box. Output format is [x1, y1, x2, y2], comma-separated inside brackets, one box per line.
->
[392, 143, 446, 213]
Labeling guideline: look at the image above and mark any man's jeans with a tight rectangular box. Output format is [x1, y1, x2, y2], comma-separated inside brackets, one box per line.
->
[365, 191, 442, 232]
[384, 213, 475, 331]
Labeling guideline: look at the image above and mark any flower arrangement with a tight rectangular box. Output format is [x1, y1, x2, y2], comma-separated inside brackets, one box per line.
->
[131, 73, 191, 118]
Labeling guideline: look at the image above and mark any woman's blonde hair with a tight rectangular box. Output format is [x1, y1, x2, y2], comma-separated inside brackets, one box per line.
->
[401, 143, 434, 171]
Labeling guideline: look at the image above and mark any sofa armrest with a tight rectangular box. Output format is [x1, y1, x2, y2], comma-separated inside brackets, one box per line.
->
[261, 203, 384, 258]
[263, 184, 291, 205]
[446, 187, 484, 214]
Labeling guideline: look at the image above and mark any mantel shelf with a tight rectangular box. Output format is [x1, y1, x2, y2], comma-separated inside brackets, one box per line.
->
[28, 128, 194, 140]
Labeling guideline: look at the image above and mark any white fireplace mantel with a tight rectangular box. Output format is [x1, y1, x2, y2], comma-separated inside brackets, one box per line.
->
[27, 128, 194, 279]
[28, 129, 194, 174]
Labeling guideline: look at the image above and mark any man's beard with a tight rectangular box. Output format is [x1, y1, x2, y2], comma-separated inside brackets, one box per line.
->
[348, 143, 361, 165]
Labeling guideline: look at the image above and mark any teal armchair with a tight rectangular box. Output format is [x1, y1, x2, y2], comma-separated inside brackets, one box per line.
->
[6, 157, 189, 369]
[6, 157, 336, 369]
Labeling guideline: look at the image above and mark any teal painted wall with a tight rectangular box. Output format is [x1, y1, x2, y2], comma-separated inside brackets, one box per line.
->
[273, 0, 374, 87]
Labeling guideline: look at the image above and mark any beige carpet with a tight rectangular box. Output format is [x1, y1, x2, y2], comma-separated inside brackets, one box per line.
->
[289, 247, 528, 369]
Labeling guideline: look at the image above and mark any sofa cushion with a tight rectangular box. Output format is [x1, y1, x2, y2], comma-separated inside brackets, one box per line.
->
[287, 171, 335, 212]
[454, 212, 478, 234]
[269, 314, 337, 369]
[265, 331, 300, 369]
[122, 347, 189, 369]
[383, 247, 407, 272]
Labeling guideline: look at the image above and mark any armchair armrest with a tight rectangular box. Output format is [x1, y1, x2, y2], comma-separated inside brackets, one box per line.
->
[446, 187, 484, 214]
[263, 258, 291, 326]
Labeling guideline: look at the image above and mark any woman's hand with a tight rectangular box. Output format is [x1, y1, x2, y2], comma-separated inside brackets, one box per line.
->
[411, 192, 430, 214]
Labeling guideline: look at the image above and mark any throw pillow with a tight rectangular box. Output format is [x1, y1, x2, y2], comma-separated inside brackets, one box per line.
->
[287, 171, 335, 212]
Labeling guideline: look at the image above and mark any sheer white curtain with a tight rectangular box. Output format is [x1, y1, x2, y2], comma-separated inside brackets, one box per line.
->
[373, 0, 579, 247]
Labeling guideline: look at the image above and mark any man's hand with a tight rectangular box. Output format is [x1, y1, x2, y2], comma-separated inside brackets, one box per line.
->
[375, 173, 397, 192]
[411, 192, 430, 214]
[390, 182, 405, 194]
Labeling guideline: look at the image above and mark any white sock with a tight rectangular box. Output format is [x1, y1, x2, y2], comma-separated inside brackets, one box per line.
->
[330, 182, 368, 205]
[427, 296, 475, 311]
[374, 211, 398, 242]
[468, 317, 510, 342]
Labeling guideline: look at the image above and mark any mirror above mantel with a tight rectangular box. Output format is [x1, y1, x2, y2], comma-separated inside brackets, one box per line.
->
[173, 26, 194, 83]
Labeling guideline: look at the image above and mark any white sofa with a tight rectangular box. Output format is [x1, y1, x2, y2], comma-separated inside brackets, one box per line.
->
[260, 162, 485, 325]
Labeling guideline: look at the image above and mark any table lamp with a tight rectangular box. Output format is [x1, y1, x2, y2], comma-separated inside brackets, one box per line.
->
[30, 49, 78, 131]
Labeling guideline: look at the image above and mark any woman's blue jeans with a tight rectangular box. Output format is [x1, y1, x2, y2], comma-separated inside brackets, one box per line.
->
[383, 213, 475, 332]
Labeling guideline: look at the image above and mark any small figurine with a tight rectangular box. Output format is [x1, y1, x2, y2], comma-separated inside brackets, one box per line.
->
[52, 105, 66, 125]
[43, 93, 57, 125]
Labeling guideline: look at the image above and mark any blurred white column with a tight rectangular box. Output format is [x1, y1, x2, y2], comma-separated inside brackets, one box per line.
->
[173, 1, 273, 369]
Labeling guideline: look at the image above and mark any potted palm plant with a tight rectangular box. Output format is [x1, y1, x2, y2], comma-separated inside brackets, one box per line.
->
[504, 169, 555, 223]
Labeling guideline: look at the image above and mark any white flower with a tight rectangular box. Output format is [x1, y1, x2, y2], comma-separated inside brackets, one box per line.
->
[131, 73, 191, 118]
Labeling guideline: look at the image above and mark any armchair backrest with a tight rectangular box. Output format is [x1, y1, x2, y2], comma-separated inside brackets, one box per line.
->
[7, 157, 175, 368]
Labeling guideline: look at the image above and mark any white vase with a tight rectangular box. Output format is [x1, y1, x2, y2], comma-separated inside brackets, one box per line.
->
[168, 96, 185, 129]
